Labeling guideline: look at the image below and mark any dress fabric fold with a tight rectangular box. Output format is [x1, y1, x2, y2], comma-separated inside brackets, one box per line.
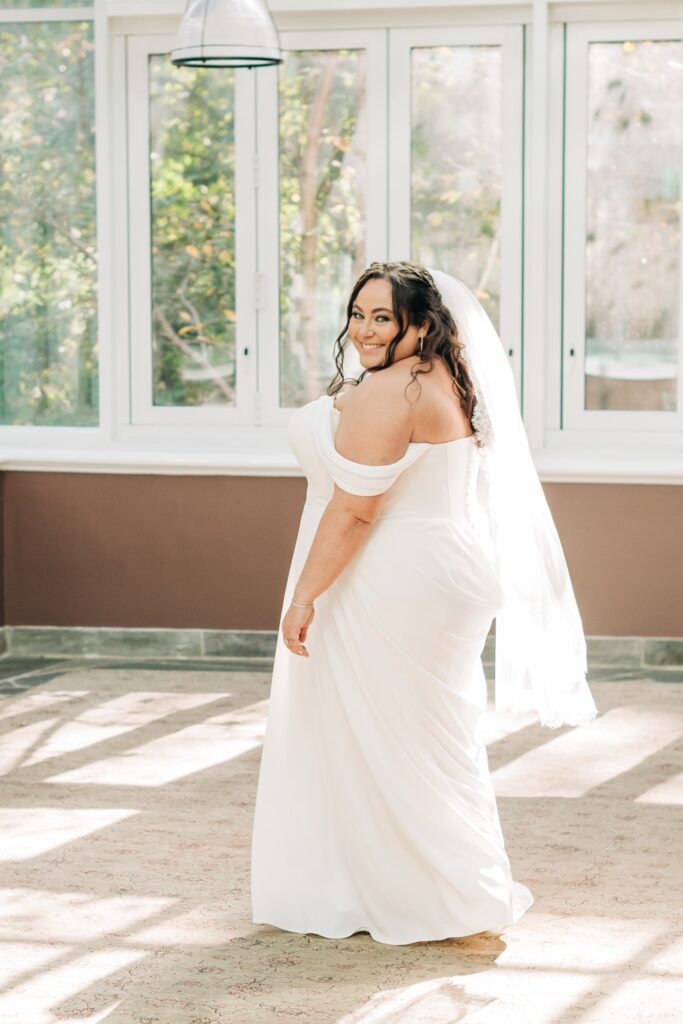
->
[250, 394, 534, 945]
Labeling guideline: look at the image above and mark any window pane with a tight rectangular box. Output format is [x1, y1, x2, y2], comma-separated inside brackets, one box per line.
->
[585, 40, 682, 412]
[149, 55, 236, 407]
[279, 49, 367, 407]
[0, 20, 96, 426]
[411, 46, 502, 329]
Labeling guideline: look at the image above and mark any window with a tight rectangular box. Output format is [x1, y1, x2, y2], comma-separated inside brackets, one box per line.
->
[0, 14, 96, 426]
[266, 25, 523, 420]
[278, 47, 367, 408]
[125, 34, 254, 426]
[389, 26, 524, 403]
[148, 54, 237, 409]
[411, 44, 503, 328]
[1, 3, 679, 483]
[563, 22, 683, 432]
[255, 28, 387, 426]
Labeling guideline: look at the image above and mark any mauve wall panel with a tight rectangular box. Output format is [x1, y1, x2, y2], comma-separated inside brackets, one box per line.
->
[543, 482, 683, 636]
[3, 472, 682, 635]
[3, 472, 305, 630]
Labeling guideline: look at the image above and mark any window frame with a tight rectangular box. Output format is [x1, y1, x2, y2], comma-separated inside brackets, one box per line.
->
[123, 32, 256, 426]
[561, 19, 683, 434]
[255, 28, 389, 428]
[388, 24, 525, 404]
[0, 3, 100, 447]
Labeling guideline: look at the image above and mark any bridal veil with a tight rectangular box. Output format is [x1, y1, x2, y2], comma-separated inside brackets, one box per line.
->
[429, 268, 598, 729]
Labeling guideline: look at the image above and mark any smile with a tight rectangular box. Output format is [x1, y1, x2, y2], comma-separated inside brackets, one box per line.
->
[360, 342, 383, 350]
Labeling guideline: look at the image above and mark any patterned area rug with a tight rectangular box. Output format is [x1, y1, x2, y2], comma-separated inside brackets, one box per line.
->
[0, 659, 680, 1023]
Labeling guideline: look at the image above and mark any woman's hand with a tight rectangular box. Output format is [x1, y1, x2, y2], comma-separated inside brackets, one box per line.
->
[281, 601, 315, 657]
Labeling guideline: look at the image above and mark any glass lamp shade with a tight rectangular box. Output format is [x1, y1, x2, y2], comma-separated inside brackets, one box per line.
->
[170, 0, 283, 68]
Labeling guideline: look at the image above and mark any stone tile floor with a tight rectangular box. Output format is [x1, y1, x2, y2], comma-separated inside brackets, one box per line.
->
[0, 656, 680, 1023]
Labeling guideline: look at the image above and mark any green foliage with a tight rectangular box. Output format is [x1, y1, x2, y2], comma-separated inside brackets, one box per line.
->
[279, 49, 366, 406]
[149, 56, 236, 407]
[411, 45, 502, 329]
[12, 28, 675, 422]
[0, 20, 97, 426]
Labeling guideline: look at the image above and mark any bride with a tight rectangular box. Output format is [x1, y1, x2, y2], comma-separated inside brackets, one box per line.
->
[250, 261, 598, 946]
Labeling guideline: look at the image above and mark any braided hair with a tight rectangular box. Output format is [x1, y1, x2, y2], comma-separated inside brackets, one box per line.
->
[327, 260, 481, 446]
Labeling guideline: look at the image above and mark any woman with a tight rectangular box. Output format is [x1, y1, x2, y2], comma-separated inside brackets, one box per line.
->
[250, 261, 597, 946]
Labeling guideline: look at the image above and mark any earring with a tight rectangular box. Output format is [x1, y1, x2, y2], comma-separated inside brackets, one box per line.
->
[418, 335, 424, 353]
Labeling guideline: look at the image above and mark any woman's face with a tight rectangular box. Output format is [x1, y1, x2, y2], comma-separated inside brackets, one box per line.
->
[348, 277, 426, 368]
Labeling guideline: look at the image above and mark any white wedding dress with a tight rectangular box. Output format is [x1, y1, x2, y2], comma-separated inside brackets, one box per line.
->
[250, 393, 534, 945]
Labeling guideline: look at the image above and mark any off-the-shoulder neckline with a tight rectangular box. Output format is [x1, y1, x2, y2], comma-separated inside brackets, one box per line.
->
[325, 394, 475, 449]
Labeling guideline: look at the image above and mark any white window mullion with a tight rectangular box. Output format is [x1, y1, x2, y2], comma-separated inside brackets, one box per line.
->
[387, 28, 411, 260]
[366, 30, 389, 265]
[234, 66, 259, 425]
[254, 63, 280, 428]
[500, 24, 524, 407]
[562, 22, 589, 432]
[542, 21, 563, 436]
[522, 3, 547, 447]
[94, 0, 115, 439]
[126, 34, 155, 426]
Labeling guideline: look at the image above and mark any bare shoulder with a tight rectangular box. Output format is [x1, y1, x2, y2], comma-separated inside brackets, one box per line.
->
[332, 370, 414, 466]
[333, 356, 472, 454]
[403, 357, 474, 443]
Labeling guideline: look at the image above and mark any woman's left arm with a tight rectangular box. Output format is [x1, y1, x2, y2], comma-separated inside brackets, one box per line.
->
[283, 376, 415, 656]
[281, 487, 386, 657]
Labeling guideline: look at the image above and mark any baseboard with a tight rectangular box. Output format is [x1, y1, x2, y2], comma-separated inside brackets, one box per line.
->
[0, 626, 681, 672]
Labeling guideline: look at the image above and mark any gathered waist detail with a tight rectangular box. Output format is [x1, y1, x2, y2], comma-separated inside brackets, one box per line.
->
[304, 495, 454, 519]
[303, 495, 488, 534]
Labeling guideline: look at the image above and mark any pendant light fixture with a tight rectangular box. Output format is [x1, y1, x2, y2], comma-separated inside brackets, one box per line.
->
[171, 0, 283, 69]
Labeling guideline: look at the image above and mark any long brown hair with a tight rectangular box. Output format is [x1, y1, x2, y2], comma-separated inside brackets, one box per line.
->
[326, 260, 480, 444]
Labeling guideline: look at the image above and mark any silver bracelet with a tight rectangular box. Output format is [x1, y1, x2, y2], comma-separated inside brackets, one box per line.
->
[291, 600, 314, 608]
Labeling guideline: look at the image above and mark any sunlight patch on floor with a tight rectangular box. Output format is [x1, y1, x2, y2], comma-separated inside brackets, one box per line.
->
[0, 945, 141, 1024]
[578, 975, 682, 1024]
[634, 770, 683, 805]
[335, 975, 495, 1023]
[493, 914, 666, 971]
[0, 888, 173, 943]
[46, 700, 269, 787]
[0, 690, 88, 725]
[0, 809, 139, 861]
[0, 717, 61, 775]
[491, 707, 683, 797]
[21, 690, 231, 767]
[480, 707, 538, 745]
[0, 941, 68, 987]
